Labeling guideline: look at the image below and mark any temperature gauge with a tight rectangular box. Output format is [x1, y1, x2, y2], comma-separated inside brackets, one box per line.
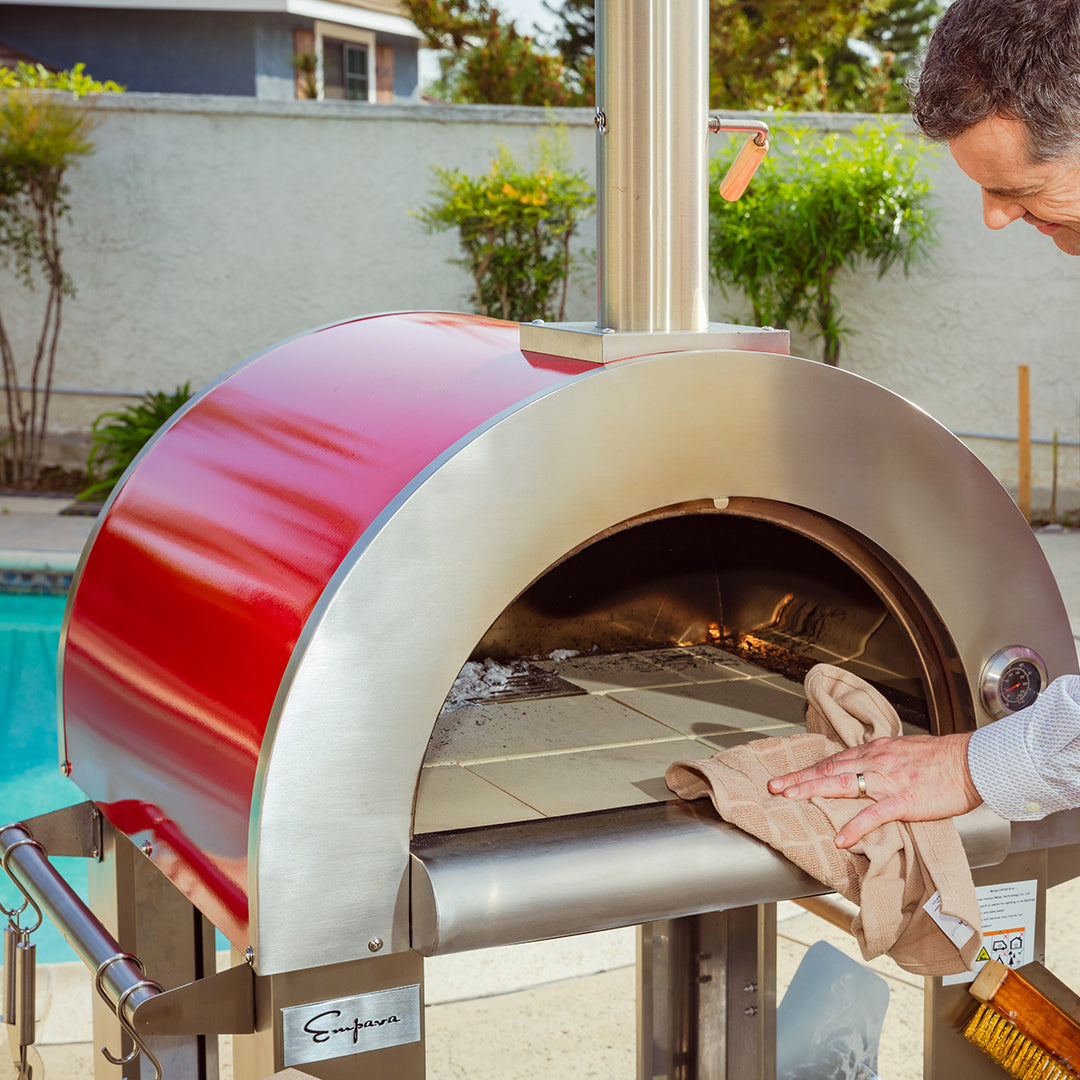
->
[980, 647, 1048, 719]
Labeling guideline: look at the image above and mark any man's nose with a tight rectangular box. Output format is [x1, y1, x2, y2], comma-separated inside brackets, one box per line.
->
[982, 190, 1026, 229]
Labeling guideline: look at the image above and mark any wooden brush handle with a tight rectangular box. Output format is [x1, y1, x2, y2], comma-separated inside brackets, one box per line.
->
[970, 960, 1080, 1069]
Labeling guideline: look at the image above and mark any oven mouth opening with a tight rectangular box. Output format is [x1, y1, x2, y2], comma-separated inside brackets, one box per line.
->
[415, 501, 963, 836]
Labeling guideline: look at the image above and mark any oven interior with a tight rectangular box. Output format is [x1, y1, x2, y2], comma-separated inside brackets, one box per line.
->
[416, 506, 949, 836]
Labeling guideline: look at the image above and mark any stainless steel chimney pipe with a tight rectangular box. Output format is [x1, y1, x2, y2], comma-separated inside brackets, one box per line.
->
[518, 0, 787, 362]
[596, 0, 710, 333]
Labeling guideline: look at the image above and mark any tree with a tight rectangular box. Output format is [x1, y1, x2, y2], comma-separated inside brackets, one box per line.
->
[403, 0, 587, 107]
[822, 0, 943, 113]
[541, 0, 594, 101]
[540, 0, 940, 112]
[707, 0, 885, 111]
[0, 63, 122, 488]
[543, 0, 593, 68]
[709, 122, 936, 366]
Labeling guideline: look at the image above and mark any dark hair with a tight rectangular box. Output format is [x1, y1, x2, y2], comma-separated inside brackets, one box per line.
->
[910, 0, 1080, 162]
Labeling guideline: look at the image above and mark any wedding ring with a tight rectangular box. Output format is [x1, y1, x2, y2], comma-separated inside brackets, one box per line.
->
[856, 773, 867, 798]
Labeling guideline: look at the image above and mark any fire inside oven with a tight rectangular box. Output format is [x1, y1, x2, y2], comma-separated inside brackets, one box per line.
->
[419, 506, 948, 837]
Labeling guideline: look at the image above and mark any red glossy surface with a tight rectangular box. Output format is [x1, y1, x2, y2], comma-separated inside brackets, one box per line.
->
[61, 312, 598, 947]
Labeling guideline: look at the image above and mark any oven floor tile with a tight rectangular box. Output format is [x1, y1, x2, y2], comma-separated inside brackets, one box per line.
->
[414, 764, 544, 833]
[465, 738, 702, 817]
[531, 652, 695, 693]
[609, 676, 808, 738]
[425, 693, 683, 765]
[628, 645, 753, 684]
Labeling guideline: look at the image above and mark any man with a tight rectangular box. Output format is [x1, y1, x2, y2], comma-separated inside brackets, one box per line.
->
[768, 0, 1080, 845]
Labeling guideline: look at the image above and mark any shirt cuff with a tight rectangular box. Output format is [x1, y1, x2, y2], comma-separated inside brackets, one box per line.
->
[968, 675, 1080, 820]
[968, 713, 1055, 820]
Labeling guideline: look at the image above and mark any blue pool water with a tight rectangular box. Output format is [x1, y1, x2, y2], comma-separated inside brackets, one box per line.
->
[0, 590, 87, 963]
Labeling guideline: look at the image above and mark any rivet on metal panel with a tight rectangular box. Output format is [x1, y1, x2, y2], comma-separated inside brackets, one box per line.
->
[743, 983, 758, 994]
[368, 938, 384, 953]
[744, 1006, 759, 1017]
[140, 841, 152, 857]
[531, 319, 545, 325]
[245, 947, 254, 964]
[594, 107, 607, 134]
[713, 497, 730, 510]
[90, 808, 102, 862]
[59, 762, 71, 777]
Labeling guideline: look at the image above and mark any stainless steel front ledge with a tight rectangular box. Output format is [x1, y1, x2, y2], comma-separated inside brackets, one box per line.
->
[410, 800, 1012, 956]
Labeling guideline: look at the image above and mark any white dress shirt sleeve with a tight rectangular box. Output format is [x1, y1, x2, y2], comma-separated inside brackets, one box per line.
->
[967, 674, 1080, 820]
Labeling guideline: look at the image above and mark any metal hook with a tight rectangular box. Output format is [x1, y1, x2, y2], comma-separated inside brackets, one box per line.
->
[94, 955, 163, 1079]
[1, 839, 45, 932]
[0, 825, 32, 921]
[93, 952, 143, 1006]
[103, 979, 164, 1080]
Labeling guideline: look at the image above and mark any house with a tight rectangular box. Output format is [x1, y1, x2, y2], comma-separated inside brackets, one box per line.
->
[0, 0, 423, 101]
[0, 38, 54, 68]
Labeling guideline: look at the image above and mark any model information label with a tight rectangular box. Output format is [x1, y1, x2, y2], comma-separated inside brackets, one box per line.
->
[281, 984, 422, 1065]
[942, 879, 1038, 986]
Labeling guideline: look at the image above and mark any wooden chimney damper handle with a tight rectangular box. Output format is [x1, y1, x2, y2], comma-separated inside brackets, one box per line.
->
[709, 115, 770, 202]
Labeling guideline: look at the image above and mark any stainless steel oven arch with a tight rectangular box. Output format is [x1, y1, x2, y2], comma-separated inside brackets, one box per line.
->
[250, 345, 1074, 974]
[472, 496, 969, 735]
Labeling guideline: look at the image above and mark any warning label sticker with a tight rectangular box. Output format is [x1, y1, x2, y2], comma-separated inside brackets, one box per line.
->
[941, 879, 1038, 986]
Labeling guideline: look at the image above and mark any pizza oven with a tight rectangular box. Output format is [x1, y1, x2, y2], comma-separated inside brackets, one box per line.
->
[2, 2, 1078, 1079]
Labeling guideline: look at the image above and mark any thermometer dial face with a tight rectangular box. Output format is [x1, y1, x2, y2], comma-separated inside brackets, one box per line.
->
[997, 659, 1042, 712]
[981, 648, 1048, 719]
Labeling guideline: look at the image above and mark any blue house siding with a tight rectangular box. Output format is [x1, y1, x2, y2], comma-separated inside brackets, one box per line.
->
[253, 15, 305, 101]
[387, 31, 416, 100]
[0, 7, 418, 99]
[1, 7, 265, 93]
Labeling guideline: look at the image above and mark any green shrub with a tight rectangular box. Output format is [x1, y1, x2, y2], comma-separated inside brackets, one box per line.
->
[415, 127, 594, 323]
[0, 61, 123, 487]
[709, 120, 937, 366]
[80, 384, 193, 500]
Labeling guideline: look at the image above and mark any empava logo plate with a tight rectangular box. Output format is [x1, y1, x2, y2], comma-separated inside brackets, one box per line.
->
[281, 984, 422, 1065]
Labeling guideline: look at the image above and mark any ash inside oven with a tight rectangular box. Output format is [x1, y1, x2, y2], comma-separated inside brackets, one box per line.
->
[441, 657, 586, 712]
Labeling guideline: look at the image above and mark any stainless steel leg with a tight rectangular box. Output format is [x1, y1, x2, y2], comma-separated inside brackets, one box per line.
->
[923, 849, 1048, 1080]
[638, 905, 776, 1080]
[88, 819, 218, 1080]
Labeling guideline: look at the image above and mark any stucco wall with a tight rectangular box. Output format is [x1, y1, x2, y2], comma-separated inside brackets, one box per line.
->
[3, 96, 1078, 505]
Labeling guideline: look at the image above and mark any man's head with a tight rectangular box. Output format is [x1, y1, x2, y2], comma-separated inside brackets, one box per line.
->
[912, 0, 1080, 254]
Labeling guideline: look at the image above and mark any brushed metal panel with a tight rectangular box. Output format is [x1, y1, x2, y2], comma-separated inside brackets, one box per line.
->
[409, 802, 1011, 956]
[596, 0, 710, 331]
[520, 322, 790, 364]
[253, 348, 1073, 973]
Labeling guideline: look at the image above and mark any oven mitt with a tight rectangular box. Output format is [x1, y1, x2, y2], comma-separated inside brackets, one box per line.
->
[665, 663, 981, 976]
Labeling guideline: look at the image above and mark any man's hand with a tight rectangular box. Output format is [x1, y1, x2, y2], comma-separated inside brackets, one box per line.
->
[766, 732, 982, 848]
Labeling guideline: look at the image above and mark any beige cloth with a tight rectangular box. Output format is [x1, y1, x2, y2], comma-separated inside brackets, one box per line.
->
[666, 664, 981, 976]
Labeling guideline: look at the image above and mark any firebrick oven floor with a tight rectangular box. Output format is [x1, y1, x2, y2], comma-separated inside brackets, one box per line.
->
[415, 644, 918, 834]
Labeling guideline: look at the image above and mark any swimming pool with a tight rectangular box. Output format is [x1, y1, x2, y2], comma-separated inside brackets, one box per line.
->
[0, 590, 87, 964]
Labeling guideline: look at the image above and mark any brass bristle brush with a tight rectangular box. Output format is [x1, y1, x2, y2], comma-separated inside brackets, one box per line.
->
[964, 960, 1080, 1080]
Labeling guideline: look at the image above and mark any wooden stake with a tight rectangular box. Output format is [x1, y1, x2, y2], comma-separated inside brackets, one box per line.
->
[1019, 365, 1031, 523]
